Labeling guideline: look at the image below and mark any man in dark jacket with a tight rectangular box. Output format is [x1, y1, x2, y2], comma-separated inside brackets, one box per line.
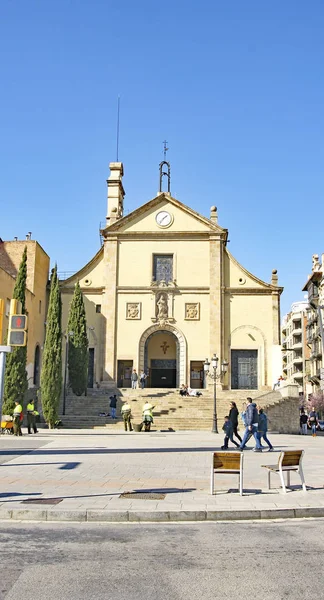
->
[221, 416, 240, 449]
[109, 394, 118, 419]
[239, 397, 262, 452]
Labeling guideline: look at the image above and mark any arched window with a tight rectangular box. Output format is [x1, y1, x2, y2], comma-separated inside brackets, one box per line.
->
[33, 345, 40, 386]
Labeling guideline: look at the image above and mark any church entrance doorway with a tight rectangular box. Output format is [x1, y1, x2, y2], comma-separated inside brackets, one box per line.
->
[145, 331, 178, 388]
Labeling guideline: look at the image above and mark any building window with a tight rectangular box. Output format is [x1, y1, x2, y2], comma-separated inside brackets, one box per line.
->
[153, 255, 173, 283]
[39, 300, 42, 314]
[5, 299, 10, 317]
[95, 305, 101, 313]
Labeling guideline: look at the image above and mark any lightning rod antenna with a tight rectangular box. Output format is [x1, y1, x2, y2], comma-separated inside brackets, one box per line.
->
[116, 96, 120, 161]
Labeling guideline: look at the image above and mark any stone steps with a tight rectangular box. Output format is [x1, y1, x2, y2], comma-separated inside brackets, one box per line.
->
[59, 387, 285, 430]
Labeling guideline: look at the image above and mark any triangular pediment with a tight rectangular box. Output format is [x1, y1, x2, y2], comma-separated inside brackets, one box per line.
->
[102, 193, 227, 236]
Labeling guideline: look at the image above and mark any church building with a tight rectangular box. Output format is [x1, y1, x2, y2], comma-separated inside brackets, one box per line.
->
[60, 161, 283, 392]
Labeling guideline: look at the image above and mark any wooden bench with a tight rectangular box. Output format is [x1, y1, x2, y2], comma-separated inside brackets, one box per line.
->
[262, 450, 307, 493]
[211, 452, 243, 496]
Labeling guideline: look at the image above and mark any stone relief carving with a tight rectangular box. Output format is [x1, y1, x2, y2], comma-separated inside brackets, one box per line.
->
[126, 302, 141, 320]
[185, 303, 200, 320]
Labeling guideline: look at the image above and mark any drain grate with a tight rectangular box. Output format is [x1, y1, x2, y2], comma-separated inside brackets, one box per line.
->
[22, 498, 63, 505]
[120, 492, 165, 500]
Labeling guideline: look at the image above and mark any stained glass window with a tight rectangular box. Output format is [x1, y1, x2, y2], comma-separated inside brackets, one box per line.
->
[153, 255, 173, 283]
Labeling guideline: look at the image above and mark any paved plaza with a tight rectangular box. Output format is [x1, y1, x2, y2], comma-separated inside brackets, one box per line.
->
[0, 429, 324, 522]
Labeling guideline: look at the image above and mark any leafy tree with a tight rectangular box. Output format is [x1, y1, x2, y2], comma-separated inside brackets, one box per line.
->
[67, 281, 88, 396]
[3, 246, 28, 414]
[40, 266, 62, 428]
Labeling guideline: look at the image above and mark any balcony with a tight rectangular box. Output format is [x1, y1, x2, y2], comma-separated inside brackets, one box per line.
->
[292, 341, 303, 350]
[292, 327, 302, 335]
[293, 372, 304, 381]
[293, 356, 303, 365]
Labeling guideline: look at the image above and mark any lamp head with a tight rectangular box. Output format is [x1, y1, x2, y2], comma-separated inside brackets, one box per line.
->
[211, 354, 218, 369]
[221, 360, 229, 374]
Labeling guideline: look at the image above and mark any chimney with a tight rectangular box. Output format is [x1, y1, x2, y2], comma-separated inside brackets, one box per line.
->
[210, 206, 218, 224]
[14, 237, 18, 241]
[106, 162, 125, 226]
[26, 232, 32, 240]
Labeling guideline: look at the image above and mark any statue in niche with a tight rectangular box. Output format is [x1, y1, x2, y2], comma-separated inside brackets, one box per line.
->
[156, 293, 168, 320]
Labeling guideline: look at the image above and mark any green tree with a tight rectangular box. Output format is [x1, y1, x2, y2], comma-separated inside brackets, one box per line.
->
[40, 265, 62, 428]
[67, 281, 88, 396]
[3, 246, 28, 414]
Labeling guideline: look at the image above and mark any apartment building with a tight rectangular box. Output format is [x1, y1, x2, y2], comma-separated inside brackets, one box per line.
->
[302, 254, 324, 394]
[281, 301, 310, 395]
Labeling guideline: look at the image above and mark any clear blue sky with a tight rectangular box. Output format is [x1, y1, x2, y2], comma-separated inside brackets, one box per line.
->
[1, 0, 323, 317]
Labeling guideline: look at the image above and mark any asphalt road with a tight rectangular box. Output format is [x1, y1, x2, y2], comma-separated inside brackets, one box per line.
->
[0, 519, 323, 599]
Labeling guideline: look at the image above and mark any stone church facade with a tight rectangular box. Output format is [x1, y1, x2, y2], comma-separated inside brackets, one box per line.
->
[60, 162, 283, 392]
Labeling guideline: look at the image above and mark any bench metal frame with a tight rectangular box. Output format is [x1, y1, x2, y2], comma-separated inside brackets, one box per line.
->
[211, 452, 243, 496]
[262, 450, 307, 493]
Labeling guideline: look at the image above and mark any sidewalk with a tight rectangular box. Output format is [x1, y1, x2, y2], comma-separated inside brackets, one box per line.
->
[1, 430, 324, 522]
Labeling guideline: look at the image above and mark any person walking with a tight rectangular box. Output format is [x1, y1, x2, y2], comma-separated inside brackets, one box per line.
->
[229, 401, 242, 443]
[239, 397, 262, 452]
[13, 400, 23, 436]
[300, 409, 308, 435]
[221, 415, 240, 449]
[109, 394, 118, 419]
[121, 400, 133, 431]
[308, 406, 319, 437]
[257, 408, 273, 451]
[26, 400, 38, 434]
[139, 371, 147, 389]
[131, 369, 138, 389]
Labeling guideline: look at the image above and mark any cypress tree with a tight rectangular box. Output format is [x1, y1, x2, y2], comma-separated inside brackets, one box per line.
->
[40, 265, 62, 428]
[3, 246, 28, 414]
[67, 281, 88, 396]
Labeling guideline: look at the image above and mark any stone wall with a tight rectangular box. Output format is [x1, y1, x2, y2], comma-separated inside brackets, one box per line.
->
[265, 397, 300, 434]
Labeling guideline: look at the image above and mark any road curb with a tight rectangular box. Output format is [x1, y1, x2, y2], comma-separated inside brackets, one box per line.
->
[1, 506, 324, 523]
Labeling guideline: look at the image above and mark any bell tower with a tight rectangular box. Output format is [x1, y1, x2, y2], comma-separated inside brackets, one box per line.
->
[106, 162, 125, 225]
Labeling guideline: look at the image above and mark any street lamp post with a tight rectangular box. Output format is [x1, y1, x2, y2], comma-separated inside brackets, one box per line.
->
[62, 331, 73, 416]
[204, 354, 229, 434]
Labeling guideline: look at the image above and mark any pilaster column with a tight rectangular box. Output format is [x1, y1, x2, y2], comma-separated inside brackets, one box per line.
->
[101, 236, 118, 382]
[209, 234, 223, 361]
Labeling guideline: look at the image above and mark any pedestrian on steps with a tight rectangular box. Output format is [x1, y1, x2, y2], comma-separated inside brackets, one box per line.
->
[109, 394, 118, 419]
[131, 370, 138, 389]
[121, 401, 133, 431]
[229, 401, 242, 443]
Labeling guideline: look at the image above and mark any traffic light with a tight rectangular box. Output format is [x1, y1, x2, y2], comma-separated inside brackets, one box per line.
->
[8, 314, 28, 346]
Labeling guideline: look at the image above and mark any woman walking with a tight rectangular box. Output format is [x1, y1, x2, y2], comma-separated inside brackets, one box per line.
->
[229, 401, 242, 443]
